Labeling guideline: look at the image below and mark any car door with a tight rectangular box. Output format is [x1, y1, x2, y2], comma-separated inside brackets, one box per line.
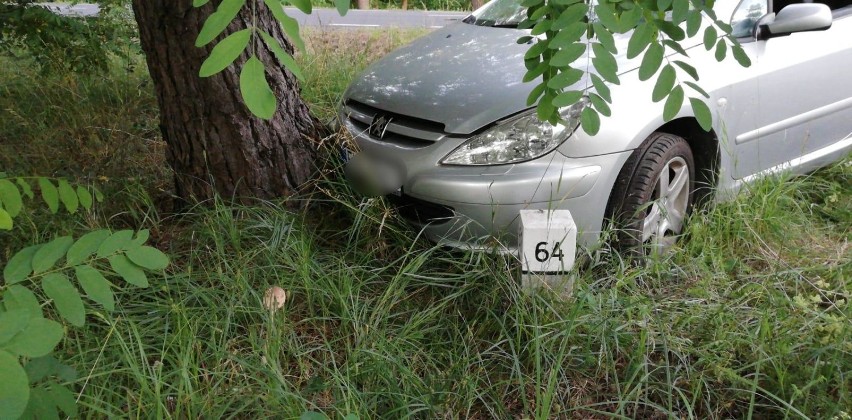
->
[731, 0, 852, 178]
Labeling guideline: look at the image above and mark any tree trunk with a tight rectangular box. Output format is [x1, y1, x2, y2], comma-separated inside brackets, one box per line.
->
[471, 0, 484, 10]
[131, 0, 321, 203]
[357, 0, 370, 9]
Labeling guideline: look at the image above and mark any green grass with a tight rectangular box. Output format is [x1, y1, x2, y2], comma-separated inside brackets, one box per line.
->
[1, 29, 851, 418]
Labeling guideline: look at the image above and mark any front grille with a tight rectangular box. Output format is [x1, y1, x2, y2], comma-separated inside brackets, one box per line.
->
[343, 100, 448, 149]
[386, 194, 454, 225]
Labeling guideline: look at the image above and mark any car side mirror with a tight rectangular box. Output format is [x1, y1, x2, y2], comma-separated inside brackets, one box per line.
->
[757, 3, 833, 40]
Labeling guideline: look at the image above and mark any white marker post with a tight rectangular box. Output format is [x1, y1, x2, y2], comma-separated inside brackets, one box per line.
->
[519, 209, 577, 295]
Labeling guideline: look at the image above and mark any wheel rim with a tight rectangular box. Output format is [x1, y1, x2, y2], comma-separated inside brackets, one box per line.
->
[641, 156, 690, 253]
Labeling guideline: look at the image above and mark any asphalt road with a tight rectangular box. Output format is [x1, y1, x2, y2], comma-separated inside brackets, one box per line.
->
[39, 3, 469, 28]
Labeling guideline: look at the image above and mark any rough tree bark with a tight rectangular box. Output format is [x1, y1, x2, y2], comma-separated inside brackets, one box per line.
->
[131, 0, 322, 203]
[356, 0, 370, 9]
[471, 0, 484, 10]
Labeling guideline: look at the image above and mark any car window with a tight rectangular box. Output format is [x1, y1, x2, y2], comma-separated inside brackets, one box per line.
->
[730, 0, 769, 37]
[464, 0, 527, 27]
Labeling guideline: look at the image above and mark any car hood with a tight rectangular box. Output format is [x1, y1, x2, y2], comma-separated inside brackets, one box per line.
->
[344, 23, 630, 135]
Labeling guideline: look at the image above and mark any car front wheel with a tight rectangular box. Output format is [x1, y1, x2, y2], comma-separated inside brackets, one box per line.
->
[606, 132, 696, 256]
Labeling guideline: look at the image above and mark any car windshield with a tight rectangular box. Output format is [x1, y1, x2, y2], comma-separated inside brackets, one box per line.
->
[464, 0, 527, 27]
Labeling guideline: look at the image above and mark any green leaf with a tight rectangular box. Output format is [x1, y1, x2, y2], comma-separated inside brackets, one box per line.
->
[524, 39, 549, 59]
[591, 74, 612, 103]
[125, 246, 170, 271]
[593, 23, 617, 54]
[38, 178, 59, 214]
[193, 0, 210, 6]
[671, 0, 689, 23]
[0, 350, 29, 420]
[580, 107, 601, 135]
[75, 265, 115, 311]
[529, 5, 551, 21]
[530, 19, 552, 36]
[638, 42, 664, 81]
[523, 62, 548, 83]
[552, 90, 583, 108]
[589, 93, 612, 117]
[109, 255, 149, 288]
[731, 43, 752, 67]
[16, 178, 33, 200]
[195, 0, 246, 47]
[690, 97, 713, 131]
[265, 0, 305, 52]
[260, 30, 304, 81]
[32, 236, 73, 274]
[652, 64, 676, 103]
[97, 230, 134, 258]
[655, 19, 685, 41]
[93, 186, 104, 203]
[240, 56, 278, 120]
[3, 318, 63, 358]
[287, 0, 311, 14]
[714, 39, 727, 62]
[684, 81, 710, 98]
[0, 179, 22, 217]
[626, 23, 652, 59]
[549, 43, 586, 67]
[24, 356, 60, 384]
[42, 274, 85, 327]
[594, 3, 619, 32]
[4, 245, 42, 284]
[67, 230, 111, 266]
[552, 3, 588, 30]
[76, 186, 93, 210]
[25, 387, 58, 420]
[686, 9, 702, 37]
[703, 26, 717, 51]
[657, 0, 672, 11]
[57, 180, 78, 214]
[0, 310, 29, 345]
[300, 411, 329, 420]
[526, 82, 546, 106]
[673, 60, 699, 80]
[662, 39, 688, 56]
[0, 208, 10, 231]
[2, 286, 42, 320]
[549, 22, 587, 49]
[591, 43, 619, 84]
[546, 68, 583, 90]
[199, 29, 251, 77]
[130, 230, 150, 247]
[334, 0, 349, 15]
[46, 384, 77, 417]
[663, 85, 684, 121]
[536, 93, 557, 123]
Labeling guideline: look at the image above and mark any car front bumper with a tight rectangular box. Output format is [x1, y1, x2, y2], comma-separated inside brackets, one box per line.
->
[340, 109, 633, 251]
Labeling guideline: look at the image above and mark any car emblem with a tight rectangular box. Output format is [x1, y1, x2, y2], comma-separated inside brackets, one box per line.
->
[368, 114, 393, 139]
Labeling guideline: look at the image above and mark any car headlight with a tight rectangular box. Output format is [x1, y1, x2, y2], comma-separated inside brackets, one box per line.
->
[440, 99, 586, 166]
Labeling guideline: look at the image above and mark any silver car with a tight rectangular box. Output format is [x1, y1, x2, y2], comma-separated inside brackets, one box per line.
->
[340, 0, 852, 253]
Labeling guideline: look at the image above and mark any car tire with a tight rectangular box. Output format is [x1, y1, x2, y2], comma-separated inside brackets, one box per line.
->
[605, 132, 696, 256]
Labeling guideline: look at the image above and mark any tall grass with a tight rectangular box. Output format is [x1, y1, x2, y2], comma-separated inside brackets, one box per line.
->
[1, 28, 850, 418]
